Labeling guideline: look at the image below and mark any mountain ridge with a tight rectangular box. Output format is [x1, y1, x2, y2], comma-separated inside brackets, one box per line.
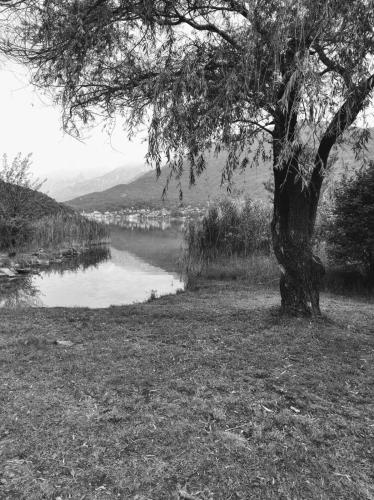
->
[44, 164, 149, 202]
[66, 130, 374, 212]
[67, 152, 272, 211]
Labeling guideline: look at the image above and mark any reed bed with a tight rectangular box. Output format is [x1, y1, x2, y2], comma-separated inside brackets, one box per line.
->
[26, 213, 110, 250]
[183, 198, 274, 283]
[0, 212, 109, 252]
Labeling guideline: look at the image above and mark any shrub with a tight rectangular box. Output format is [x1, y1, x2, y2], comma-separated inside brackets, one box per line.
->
[0, 216, 33, 250]
[325, 162, 374, 279]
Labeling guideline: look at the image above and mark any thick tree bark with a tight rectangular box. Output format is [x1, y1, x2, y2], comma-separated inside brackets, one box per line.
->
[267, 50, 374, 316]
[271, 163, 325, 316]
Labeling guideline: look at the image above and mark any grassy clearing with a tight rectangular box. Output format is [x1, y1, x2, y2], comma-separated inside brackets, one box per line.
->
[0, 283, 373, 499]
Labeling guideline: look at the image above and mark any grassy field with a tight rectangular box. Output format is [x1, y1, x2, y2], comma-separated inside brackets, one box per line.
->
[0, 282, 373, 499]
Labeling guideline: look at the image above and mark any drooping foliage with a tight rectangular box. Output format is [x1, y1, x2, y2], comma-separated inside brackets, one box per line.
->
[3, 1, 374, 181]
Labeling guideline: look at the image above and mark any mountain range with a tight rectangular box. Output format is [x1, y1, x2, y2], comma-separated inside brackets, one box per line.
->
[67, 152, 273, 211]
[66, 129, 374, 212]
[44, 164, 149, 202]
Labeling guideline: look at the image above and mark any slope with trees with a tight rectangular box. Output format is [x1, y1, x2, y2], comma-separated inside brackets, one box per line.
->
[0, 153, 68, 221]
[4, 0, 374, 314]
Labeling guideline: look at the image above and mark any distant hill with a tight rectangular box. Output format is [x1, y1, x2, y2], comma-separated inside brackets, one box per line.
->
[66, 129, 374, 212]
[45, 165, 149, 202]
[0, 179, 71, 219]
[67, 152, 273, 211]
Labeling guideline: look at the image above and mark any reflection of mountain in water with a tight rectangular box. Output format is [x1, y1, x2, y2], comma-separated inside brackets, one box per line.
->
[109, 224, 184, 273]
[110, 248, 167, 275]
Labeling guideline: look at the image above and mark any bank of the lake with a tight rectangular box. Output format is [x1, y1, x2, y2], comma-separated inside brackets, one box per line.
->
[1, 282, 373, 499]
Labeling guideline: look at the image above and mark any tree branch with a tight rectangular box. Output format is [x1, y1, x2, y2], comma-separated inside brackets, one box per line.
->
[314, 43, 351, 87]
[312, 73, 374, 189]
[232, 118, 274, 135]
[157, 10, 240, 49]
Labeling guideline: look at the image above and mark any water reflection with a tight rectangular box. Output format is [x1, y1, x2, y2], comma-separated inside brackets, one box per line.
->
[108, 217, 189, 232]
[0, 239, 184, 308]
[43, 246, 111, 275]
[0, 275, 41, 308]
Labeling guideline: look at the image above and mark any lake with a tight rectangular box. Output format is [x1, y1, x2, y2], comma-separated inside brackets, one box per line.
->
[0, 223, 185, 308]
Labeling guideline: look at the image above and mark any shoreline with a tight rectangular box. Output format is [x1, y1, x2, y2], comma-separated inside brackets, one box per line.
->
[0, 240, 110, 279]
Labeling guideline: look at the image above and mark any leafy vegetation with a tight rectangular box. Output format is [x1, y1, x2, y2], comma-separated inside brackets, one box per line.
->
[0, 153, 108, 252]
[325, 162, 374, 279]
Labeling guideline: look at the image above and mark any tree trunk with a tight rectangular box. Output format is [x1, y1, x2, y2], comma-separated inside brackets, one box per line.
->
[271, 156, 325, 316]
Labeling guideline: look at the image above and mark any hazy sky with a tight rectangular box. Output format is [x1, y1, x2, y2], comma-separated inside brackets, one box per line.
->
[0, 60, 148, 181]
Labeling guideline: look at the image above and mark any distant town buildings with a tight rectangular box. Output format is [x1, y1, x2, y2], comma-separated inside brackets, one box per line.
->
[81, 206, 205, 230]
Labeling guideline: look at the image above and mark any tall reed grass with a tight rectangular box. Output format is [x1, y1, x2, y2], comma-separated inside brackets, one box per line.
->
[26, 213, 110, 250]
[183, 198, 277, 285]
[0, 212, 109, 252]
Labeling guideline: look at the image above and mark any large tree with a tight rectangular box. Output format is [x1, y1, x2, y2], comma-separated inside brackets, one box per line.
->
[4, 0, 374, 315]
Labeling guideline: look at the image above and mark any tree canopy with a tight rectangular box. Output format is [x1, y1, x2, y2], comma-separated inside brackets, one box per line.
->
[3, 1, 374, 177]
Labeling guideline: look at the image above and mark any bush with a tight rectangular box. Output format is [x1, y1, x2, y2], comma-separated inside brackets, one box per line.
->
[325, 162, 374, 279]
[0, 216, 33, 250]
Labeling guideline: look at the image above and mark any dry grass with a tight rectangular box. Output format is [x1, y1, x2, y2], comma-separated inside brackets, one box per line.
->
[0, 283, 373, 499]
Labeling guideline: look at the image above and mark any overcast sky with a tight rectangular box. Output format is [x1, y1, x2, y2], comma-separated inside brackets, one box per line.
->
[0, 60, 148, 182]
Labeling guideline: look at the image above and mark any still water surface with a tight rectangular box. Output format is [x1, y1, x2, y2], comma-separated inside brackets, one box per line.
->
[0, 224, 185, 308]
